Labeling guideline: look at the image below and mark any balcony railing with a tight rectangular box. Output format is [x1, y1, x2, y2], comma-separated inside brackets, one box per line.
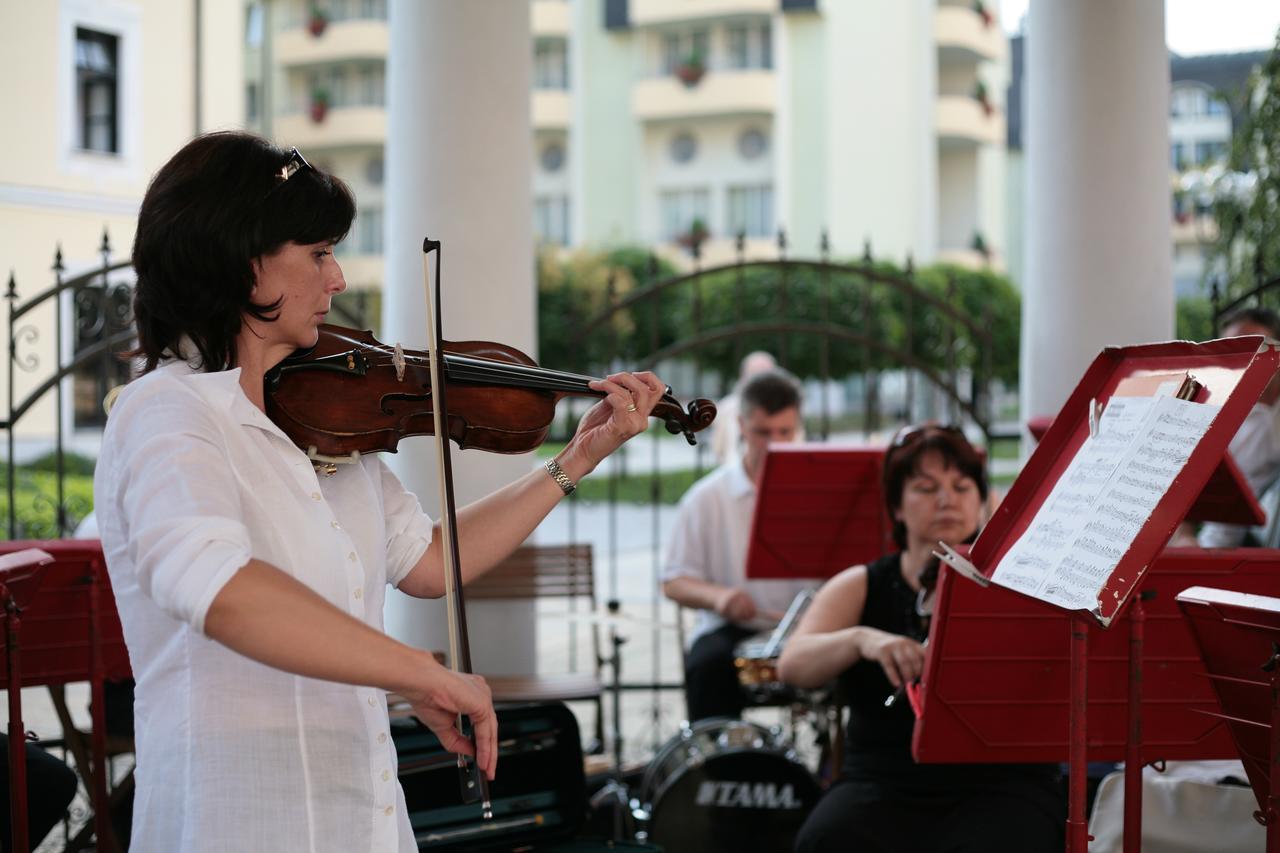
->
[632, 67, 774, 121]
[935, 95, 1003, 147]
[276, 17, 389, 67]
[630, 0, 779, 26]
[533, 90, 571, 130]
[275, 104, 388, 150]
[532, 0, 570, 37]
[935, 5, 1004, 63]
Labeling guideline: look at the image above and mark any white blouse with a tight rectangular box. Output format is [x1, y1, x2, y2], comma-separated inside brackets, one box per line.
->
[95, 358, 434, 852]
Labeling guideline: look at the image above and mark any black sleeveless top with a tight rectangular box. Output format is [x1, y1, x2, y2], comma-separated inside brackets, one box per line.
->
[839, 553, 1058, 798]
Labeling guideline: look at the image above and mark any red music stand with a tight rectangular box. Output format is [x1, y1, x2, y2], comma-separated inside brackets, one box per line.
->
[0, 547, 54, 852]
[0, 540, 132, 853]
[932, 337, 1279, 852]
[1177, 586, 1280, 853]
[745, 444, 892, 580]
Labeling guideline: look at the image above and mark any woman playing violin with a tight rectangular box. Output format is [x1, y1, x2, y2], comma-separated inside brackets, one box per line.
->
[777, 425, 1064, 853]
[94, 131, 667, 852]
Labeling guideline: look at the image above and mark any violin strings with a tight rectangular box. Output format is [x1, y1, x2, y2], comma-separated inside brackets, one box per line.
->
[361, 351, 603, 395]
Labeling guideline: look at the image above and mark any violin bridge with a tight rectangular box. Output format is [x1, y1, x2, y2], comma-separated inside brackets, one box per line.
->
[393, 343, 406, 382]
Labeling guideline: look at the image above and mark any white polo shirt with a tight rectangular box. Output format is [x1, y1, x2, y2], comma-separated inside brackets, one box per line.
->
[663, 457, 814, 646]
[95, 357, 434, 852]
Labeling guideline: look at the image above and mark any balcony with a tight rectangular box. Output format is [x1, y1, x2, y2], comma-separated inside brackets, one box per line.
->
[275, 18, 389, 67]
[935, 95, 1003, 147]
[532, 0, 570, 37]
[935, 6, 1004, 64]
[275, 105, 388, 151]
[630, 0, 779, 26]
[533, 90, 571, 131]
[632, 68, 774, 121]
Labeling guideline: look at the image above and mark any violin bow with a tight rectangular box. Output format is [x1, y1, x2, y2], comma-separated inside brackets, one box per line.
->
[420, 238, 494, 819]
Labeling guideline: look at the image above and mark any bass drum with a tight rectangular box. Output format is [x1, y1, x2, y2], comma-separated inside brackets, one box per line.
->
[640, 719, 821, 853]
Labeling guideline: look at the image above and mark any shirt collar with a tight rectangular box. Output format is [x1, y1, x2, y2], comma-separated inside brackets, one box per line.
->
[159, 358, 286, 434]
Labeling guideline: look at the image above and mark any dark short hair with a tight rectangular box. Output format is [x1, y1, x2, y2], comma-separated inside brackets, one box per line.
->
[738, 368, 802, 416]
[1220, 306, 1280, 339]
[883, 426, 988, 549]
[131, 131, 355, 373]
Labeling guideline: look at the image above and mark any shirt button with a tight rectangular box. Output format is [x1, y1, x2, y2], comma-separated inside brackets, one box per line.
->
[378, 733, 387, 744]
[384, 805, 394, 816]
[348, 552, 358, 562]
[331, 520, 341, 530]
[354, 588, 363, 600]
[382, 770, 391, 782]
[311, 492, 322, 501]
[368, 695, 377, 707]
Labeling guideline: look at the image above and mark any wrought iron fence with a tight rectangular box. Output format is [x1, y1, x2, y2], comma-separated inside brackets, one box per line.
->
[1, 230, 373, 540]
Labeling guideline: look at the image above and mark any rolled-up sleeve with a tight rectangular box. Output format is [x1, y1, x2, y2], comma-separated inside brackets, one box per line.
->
[376, 459, 435, 587]
[109, 387, 252, 634]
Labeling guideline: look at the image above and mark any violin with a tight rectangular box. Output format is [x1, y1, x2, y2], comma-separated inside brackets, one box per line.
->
[264, 324, 717, 462]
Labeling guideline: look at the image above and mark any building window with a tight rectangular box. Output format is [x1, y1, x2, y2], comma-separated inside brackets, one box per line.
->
[660, 189, 711, 242]
[738, 128, 768, 160]
[540, 142, 566, 173]
[366, 155, 384, 186]
[246, 82, 259, 123]
[534, 195, 571, 246]
[661, 29, 710, 74]
[1194, 140, 1228, 165]
[669, 132, 698, 164]
[534, 38, 569, 90]
[359, 63, 384, 106]
[76, 28, 119, 154]
[727, 185, 773, 239]
[1171, 142, 1186, 171]
[245, 3, 264, 47]
[358, 207, 383, 254]
[1171, 85, 1211, 118]
[726, 21, 771, 70]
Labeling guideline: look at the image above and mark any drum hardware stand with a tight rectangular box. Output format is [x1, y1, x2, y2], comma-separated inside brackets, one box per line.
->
[591, 598, 634, 842]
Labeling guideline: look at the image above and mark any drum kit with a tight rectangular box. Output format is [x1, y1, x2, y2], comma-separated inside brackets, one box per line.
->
[581, 590, 837, 853]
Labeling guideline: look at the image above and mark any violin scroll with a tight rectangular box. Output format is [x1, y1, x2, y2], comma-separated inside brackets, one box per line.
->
[653, 391, 717, 446]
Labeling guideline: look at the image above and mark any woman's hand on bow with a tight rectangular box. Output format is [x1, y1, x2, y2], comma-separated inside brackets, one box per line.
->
[403, 665, 498, 781]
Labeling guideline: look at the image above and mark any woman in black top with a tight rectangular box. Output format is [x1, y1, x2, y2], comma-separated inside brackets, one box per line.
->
[778, 425, 1063, 853]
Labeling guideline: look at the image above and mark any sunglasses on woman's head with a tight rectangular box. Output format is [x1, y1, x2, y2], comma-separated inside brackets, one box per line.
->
[890, 423, 967, 450]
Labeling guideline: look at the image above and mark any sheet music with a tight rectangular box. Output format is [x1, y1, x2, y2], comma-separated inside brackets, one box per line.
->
[992, 396, 1219, 611]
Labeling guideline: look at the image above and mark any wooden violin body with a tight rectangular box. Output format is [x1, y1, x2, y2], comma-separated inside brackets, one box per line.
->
[264, 325, 716, 460]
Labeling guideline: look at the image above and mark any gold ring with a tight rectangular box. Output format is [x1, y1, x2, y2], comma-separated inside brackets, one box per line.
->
[626, 403, 638, 412]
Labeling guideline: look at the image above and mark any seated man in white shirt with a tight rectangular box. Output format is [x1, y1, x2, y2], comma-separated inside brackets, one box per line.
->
[662, 369, 812, 721]
[1199, 307, 1280, 548]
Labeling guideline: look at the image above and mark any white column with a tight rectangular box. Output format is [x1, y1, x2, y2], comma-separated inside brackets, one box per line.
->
[383, 0, 537, 675]
[1020, 0, 1172, 423]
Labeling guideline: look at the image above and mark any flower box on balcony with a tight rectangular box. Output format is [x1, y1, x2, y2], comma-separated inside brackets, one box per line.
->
[674, 58, 705, 88]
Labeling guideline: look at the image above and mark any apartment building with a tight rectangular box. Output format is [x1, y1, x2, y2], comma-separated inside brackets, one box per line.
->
[0, 0, 243, 448]
[251, 0, 1007, 277]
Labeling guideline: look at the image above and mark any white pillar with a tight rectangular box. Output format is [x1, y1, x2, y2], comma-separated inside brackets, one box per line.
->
[1020, 0, 1172, 423]
[383, 0, 537, 675]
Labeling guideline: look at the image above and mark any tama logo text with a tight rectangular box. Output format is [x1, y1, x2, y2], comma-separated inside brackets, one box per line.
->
[694, 781, 801, 809]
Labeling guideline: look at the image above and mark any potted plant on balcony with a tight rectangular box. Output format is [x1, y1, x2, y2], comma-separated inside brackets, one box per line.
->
[970, 230, 991, 262]
[309, 87, 331, 123]
[308, 4, 328, 37]
[972, 79, 994, 117]
[677, 218, 709, 251]
[674, 53, 706, 88]
[971, 0, 994, 28]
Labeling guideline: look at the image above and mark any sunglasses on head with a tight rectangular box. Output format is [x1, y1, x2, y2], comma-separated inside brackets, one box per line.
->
[264, 147, 312, 198]
[890, 422, 967, 450]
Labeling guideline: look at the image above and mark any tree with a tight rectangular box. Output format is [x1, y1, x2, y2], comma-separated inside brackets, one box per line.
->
[1208, 29, 1280, 299]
